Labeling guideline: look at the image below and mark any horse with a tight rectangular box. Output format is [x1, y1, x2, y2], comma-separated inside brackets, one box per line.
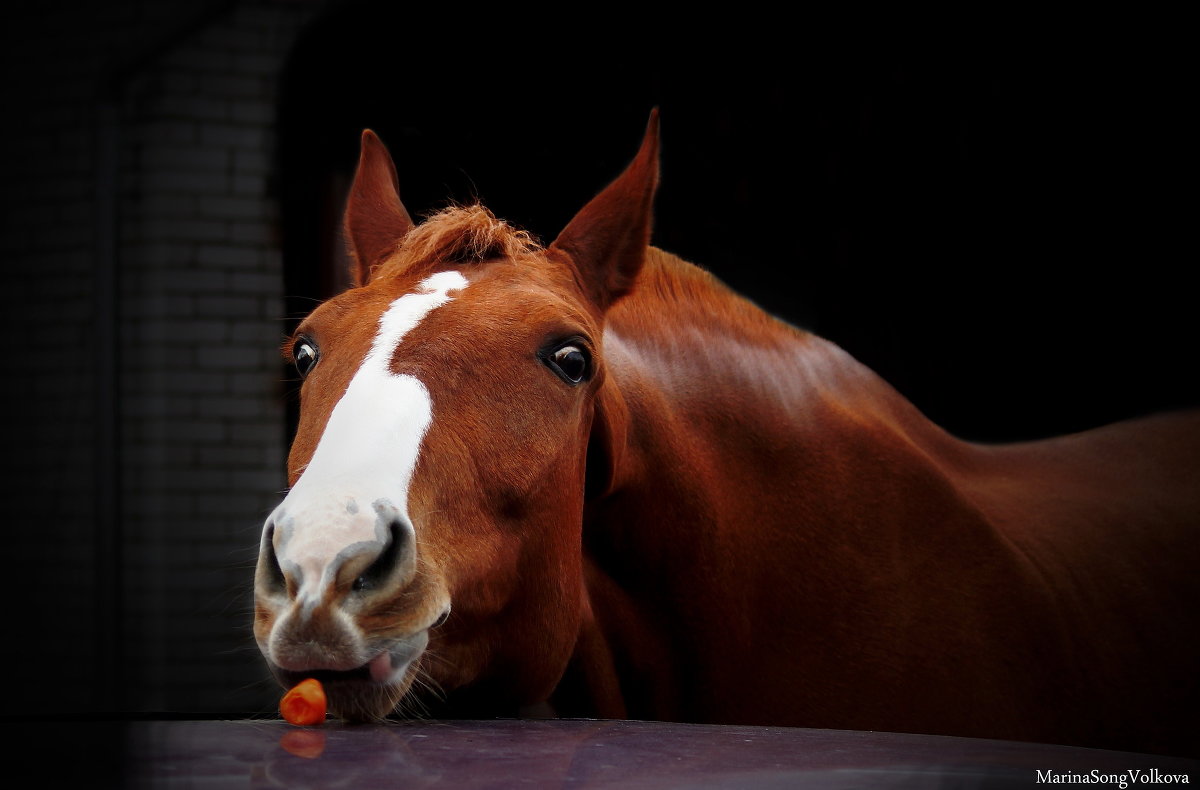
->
[254, 110, 1200, 757]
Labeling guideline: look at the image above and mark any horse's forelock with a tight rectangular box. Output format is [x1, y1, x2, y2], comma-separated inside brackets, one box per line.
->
[376, 204, 543, 279]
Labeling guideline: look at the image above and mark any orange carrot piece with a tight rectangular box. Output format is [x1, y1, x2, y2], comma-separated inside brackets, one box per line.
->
[280, 678, 327, 726]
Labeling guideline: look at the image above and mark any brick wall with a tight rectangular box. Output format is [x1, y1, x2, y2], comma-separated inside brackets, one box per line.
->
[2, 0, 322, 716]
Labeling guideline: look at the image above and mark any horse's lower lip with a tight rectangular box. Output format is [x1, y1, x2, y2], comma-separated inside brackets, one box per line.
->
[274, 633, 428, 690]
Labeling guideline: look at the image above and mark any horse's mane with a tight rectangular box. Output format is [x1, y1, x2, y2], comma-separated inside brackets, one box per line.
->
[376, 204, 543, 279]
[623, 247, 811, 347]
[377, 207, 804, 351]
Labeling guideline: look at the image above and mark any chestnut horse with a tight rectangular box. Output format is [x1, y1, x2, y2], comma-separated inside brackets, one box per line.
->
[254, 112, 1200, 756]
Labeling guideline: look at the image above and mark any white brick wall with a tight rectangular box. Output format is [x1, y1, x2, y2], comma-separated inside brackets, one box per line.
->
[118, 0, 320, 715]
[2, 0, 322, 715]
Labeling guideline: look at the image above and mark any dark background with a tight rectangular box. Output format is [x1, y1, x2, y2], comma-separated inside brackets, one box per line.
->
[278, 8, 1196, 443]
[0, 1, 1194, 727]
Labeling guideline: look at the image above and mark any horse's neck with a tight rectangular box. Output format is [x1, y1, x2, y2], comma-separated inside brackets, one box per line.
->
[574, 250, 994, 718]
[600, 248, 965, 480]
[571, 252, 1200, 738]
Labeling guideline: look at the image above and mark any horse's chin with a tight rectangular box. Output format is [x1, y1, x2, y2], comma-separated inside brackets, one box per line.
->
[328, 676, 410, 722]
[271, 646, 422, 723]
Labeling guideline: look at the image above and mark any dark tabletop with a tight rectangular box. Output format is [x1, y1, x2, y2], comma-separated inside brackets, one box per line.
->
[6, 717, 1197, 788]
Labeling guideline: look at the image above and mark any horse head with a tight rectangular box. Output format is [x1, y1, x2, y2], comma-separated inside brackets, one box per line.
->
[253, 113, 660, 720]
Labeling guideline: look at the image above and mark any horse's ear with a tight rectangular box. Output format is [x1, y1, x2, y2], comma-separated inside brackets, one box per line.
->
[344, 129, 415, 286]
[550, 109, 660, 311]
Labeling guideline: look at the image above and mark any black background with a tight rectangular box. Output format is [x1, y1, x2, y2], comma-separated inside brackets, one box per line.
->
[278, 7, 1196, 443]
[0, 4, 1195, 731]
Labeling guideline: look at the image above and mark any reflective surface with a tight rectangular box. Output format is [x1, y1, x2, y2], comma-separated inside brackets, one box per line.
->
[7, 718, 1197, 788]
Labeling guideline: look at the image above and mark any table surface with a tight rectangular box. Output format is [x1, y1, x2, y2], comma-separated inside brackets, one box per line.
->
[6, 717, 1197, 788]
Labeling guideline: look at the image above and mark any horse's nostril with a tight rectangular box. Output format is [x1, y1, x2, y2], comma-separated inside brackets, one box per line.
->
[432, 606, 451, 629]
[351, 518, 409, 594]
[259, 524, 286, 594]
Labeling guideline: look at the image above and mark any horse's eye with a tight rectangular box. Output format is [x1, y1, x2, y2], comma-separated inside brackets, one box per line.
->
[293, 338, 319, 378]
[544, 343, 590, 385]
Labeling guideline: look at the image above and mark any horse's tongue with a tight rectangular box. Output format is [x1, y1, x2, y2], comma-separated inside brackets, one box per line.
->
[368, 652, 393, 683]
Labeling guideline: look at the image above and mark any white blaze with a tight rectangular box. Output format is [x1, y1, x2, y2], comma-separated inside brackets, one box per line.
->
[269, 270, 468, 604]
